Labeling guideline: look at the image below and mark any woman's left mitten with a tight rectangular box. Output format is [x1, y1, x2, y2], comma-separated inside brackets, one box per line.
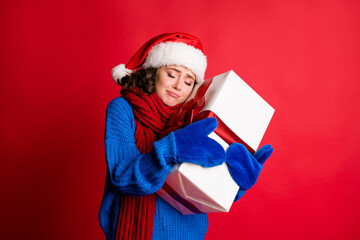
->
[226, 143, 273, 191]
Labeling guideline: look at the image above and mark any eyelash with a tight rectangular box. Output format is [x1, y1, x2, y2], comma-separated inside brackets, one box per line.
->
[168, 73, 193, 86]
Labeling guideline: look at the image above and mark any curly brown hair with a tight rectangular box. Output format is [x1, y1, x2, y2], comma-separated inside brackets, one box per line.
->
[119, 68, 157, 95]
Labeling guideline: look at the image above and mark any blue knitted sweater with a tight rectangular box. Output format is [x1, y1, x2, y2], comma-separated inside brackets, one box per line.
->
[99, 97, 209, 240]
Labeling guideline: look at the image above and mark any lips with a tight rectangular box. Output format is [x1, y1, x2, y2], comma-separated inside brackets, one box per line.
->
[166, 90, 180, 98]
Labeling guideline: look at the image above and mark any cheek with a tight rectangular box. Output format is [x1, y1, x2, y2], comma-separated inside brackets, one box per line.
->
[183, 87, 193, 99]
[155, 78, 164, 94]
[155, 76, 171, 91]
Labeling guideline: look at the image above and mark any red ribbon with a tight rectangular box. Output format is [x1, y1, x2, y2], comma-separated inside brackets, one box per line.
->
[194, 111, 255, 154]
[159, 78, 212, 138]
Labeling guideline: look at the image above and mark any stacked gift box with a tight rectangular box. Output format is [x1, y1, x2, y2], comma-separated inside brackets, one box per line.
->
[157, 70, 275, 215]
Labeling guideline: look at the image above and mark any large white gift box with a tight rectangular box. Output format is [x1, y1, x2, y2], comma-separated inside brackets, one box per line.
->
[157, 70, 275, 215]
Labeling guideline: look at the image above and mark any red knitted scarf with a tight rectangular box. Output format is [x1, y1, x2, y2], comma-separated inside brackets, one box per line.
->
[116, 88, 181, 240]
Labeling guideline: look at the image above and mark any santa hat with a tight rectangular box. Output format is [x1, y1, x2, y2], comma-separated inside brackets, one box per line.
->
[112, 32, 207, 85]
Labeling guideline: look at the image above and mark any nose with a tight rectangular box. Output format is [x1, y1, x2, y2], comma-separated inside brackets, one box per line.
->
[172, 78, 182, 91]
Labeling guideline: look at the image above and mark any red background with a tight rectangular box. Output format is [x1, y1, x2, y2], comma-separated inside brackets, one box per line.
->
[1, 0, 359, 239]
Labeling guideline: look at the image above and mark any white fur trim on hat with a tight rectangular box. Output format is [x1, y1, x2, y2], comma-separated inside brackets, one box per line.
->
[142, 42, 207, 83]
[111, 64, 133, 85]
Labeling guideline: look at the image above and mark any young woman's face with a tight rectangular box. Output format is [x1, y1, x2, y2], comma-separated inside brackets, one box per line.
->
[154, 65, 196, 106]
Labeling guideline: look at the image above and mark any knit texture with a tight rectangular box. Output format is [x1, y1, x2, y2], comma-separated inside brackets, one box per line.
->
[152, 197, 208, 240]
[115, 90, 181, 240]
[99, 97, 209, 240]
[121, 89, 181, 153]
[99, 97, 171, 240]
[117, 194, 157, 240]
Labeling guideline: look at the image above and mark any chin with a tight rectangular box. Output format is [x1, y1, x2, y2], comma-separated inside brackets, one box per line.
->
[159, 96, 172, 106]
[165, 101, 176, 107]
[165, 99, 180, 107]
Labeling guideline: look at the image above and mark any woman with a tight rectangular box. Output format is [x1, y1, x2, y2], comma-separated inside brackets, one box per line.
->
[99, 33, 273, 240]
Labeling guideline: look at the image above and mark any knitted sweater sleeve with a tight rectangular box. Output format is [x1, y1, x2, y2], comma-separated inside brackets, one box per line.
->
[105, 97, 174, 196]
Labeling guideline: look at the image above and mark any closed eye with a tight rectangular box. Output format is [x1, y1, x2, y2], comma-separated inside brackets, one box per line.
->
[167, 73, 175, 78]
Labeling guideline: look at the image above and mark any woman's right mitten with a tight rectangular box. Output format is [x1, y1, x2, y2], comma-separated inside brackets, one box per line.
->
[154, 117, 226, 167]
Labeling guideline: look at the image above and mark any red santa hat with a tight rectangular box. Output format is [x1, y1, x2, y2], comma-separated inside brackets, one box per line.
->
[111, 32, 207, 85]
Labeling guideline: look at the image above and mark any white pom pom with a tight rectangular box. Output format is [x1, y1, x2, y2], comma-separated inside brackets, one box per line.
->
[111, 64, 133, 85]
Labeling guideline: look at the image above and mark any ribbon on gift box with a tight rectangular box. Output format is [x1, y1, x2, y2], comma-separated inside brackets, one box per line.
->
[159, 79, 209, 138]
[194, 111, 255, 154]
[162, 78, 255, 154]
[162, 182, 203, 214]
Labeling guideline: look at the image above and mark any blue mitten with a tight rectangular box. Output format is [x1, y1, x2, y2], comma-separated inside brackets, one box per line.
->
[154, 117, 226, 167]
[226, 143, 273, 191]
[173, 117, 226, 167]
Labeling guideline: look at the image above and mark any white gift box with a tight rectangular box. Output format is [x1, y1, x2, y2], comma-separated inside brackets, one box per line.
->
[157, 162, 238, 215]
[157, 70, 275, 215]
[193, 70, 275, 151]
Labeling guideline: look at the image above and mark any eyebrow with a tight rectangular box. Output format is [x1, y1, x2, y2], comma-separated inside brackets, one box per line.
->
[167, 67, 196, 81]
